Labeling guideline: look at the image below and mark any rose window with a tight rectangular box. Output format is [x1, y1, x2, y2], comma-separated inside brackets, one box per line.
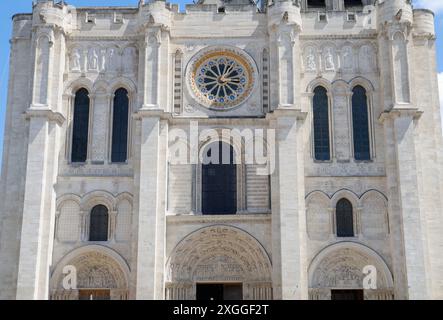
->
[188, 49, 256, 110]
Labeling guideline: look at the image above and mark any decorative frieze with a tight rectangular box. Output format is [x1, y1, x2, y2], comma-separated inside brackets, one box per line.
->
[68, 44, 138, 75]
[302, 41, 378, 74]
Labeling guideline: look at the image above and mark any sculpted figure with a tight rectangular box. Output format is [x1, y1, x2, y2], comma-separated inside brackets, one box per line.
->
[71, 49, 81, 71]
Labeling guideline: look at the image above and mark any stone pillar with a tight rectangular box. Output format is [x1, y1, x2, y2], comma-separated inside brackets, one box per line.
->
[332, 85, 351, 162]
[380, 110, 429, 299]
[143, 30, 160, 109]
[31, 27, 54, 108]
[267, 1, 302, 111]
[269, 109, 307, 300]
[134, 110, 168, 299]
[90, 93, 110, 164]
[16, 110, 64, 300]
[277, 30, 294, 107]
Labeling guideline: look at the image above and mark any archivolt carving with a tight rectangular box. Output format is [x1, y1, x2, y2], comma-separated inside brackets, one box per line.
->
[309, 242, 393, 290]
[72, 252, 125, 288]
[51, 246, 129, 290]
[166, 225, 272, 283]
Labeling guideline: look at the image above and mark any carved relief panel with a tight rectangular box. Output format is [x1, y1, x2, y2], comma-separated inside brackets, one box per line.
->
[68, 44, 138, 75]
[302, 41, 378, 75]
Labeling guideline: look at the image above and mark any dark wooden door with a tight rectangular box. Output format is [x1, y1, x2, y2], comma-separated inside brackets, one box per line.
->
[223, 284, 243, 300]
[202, 142, 237, 215]
[196, 284, 243, 301]
[196, 284, 224, 301]
[78, 289, 111, 300]
[331, 289, 364, 300]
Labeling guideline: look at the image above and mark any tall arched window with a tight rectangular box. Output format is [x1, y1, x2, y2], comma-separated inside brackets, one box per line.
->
[344, 0, 363, 8]
[71, 88, 90, 162]
[313, 86, 330, 161]
[307, 0, 326, 8]
[336, 199, 354, 237]
[202, 141, 237, 215]
[89, 205, 109, 241]
[352, 86, 370, 161]
[111, 88, 129, 163]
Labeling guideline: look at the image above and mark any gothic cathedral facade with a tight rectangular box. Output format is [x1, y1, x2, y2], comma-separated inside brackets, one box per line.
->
[0, 0, 443, 300]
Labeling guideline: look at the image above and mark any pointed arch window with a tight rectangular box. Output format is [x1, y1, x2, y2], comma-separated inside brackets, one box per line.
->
[313, 86, 331, 161]
[111, 88, 129, 163]
[336, 198, 354, 237]
[89, 205, 109, 241]
[71, 88, 90, 163]
[352, 85, 371, 161]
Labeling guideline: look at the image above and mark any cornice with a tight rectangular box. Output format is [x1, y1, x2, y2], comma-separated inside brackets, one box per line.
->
[67, 35, 142, 42]
[300, 33, 377, 41]
[25, 107, 66, 126]
[167, 213, 271, 225]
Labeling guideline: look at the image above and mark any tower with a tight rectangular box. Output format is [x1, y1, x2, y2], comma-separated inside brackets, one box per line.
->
[377, 0, 443, 299]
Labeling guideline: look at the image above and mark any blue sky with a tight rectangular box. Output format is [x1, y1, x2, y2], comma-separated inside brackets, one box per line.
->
[0, 0, 441, 164]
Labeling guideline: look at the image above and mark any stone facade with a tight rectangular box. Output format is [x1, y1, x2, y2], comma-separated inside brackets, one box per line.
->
[0, 0, 442, 300]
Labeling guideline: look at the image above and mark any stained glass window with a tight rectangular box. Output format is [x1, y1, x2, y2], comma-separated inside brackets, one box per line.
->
[313, 86, 330, 161]
[344, 0, 363, 8]
[89, 205, 109, 241]
[336, 199, 354, 237]
[111, 88, 129, 163]
[307, 0, 326, 8]
[352, 86, 371, 161]
[71, 88, 90, 163]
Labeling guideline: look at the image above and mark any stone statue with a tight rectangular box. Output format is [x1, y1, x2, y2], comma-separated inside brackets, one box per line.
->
[71, 49, 81, 71]
[324, 48, 335, 71]
[306, 48, 316, 71]
[342, 47, 353, 70]
[100, 49, 107, 72]
[107, 48, 118, 72]
[88, 48, 99, 71]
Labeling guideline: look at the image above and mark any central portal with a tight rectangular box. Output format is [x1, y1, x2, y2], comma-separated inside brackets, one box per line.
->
[196, 283, 243, 300]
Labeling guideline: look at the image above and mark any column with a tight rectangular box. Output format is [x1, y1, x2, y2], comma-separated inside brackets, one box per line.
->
[270, 109, 307, 299]
[135, 111, 168, 299]
[332, 87, 351, 161]
[90, 93, 110, 163]
[31, 28, 54, 108]
[143, 30, 160, 109]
